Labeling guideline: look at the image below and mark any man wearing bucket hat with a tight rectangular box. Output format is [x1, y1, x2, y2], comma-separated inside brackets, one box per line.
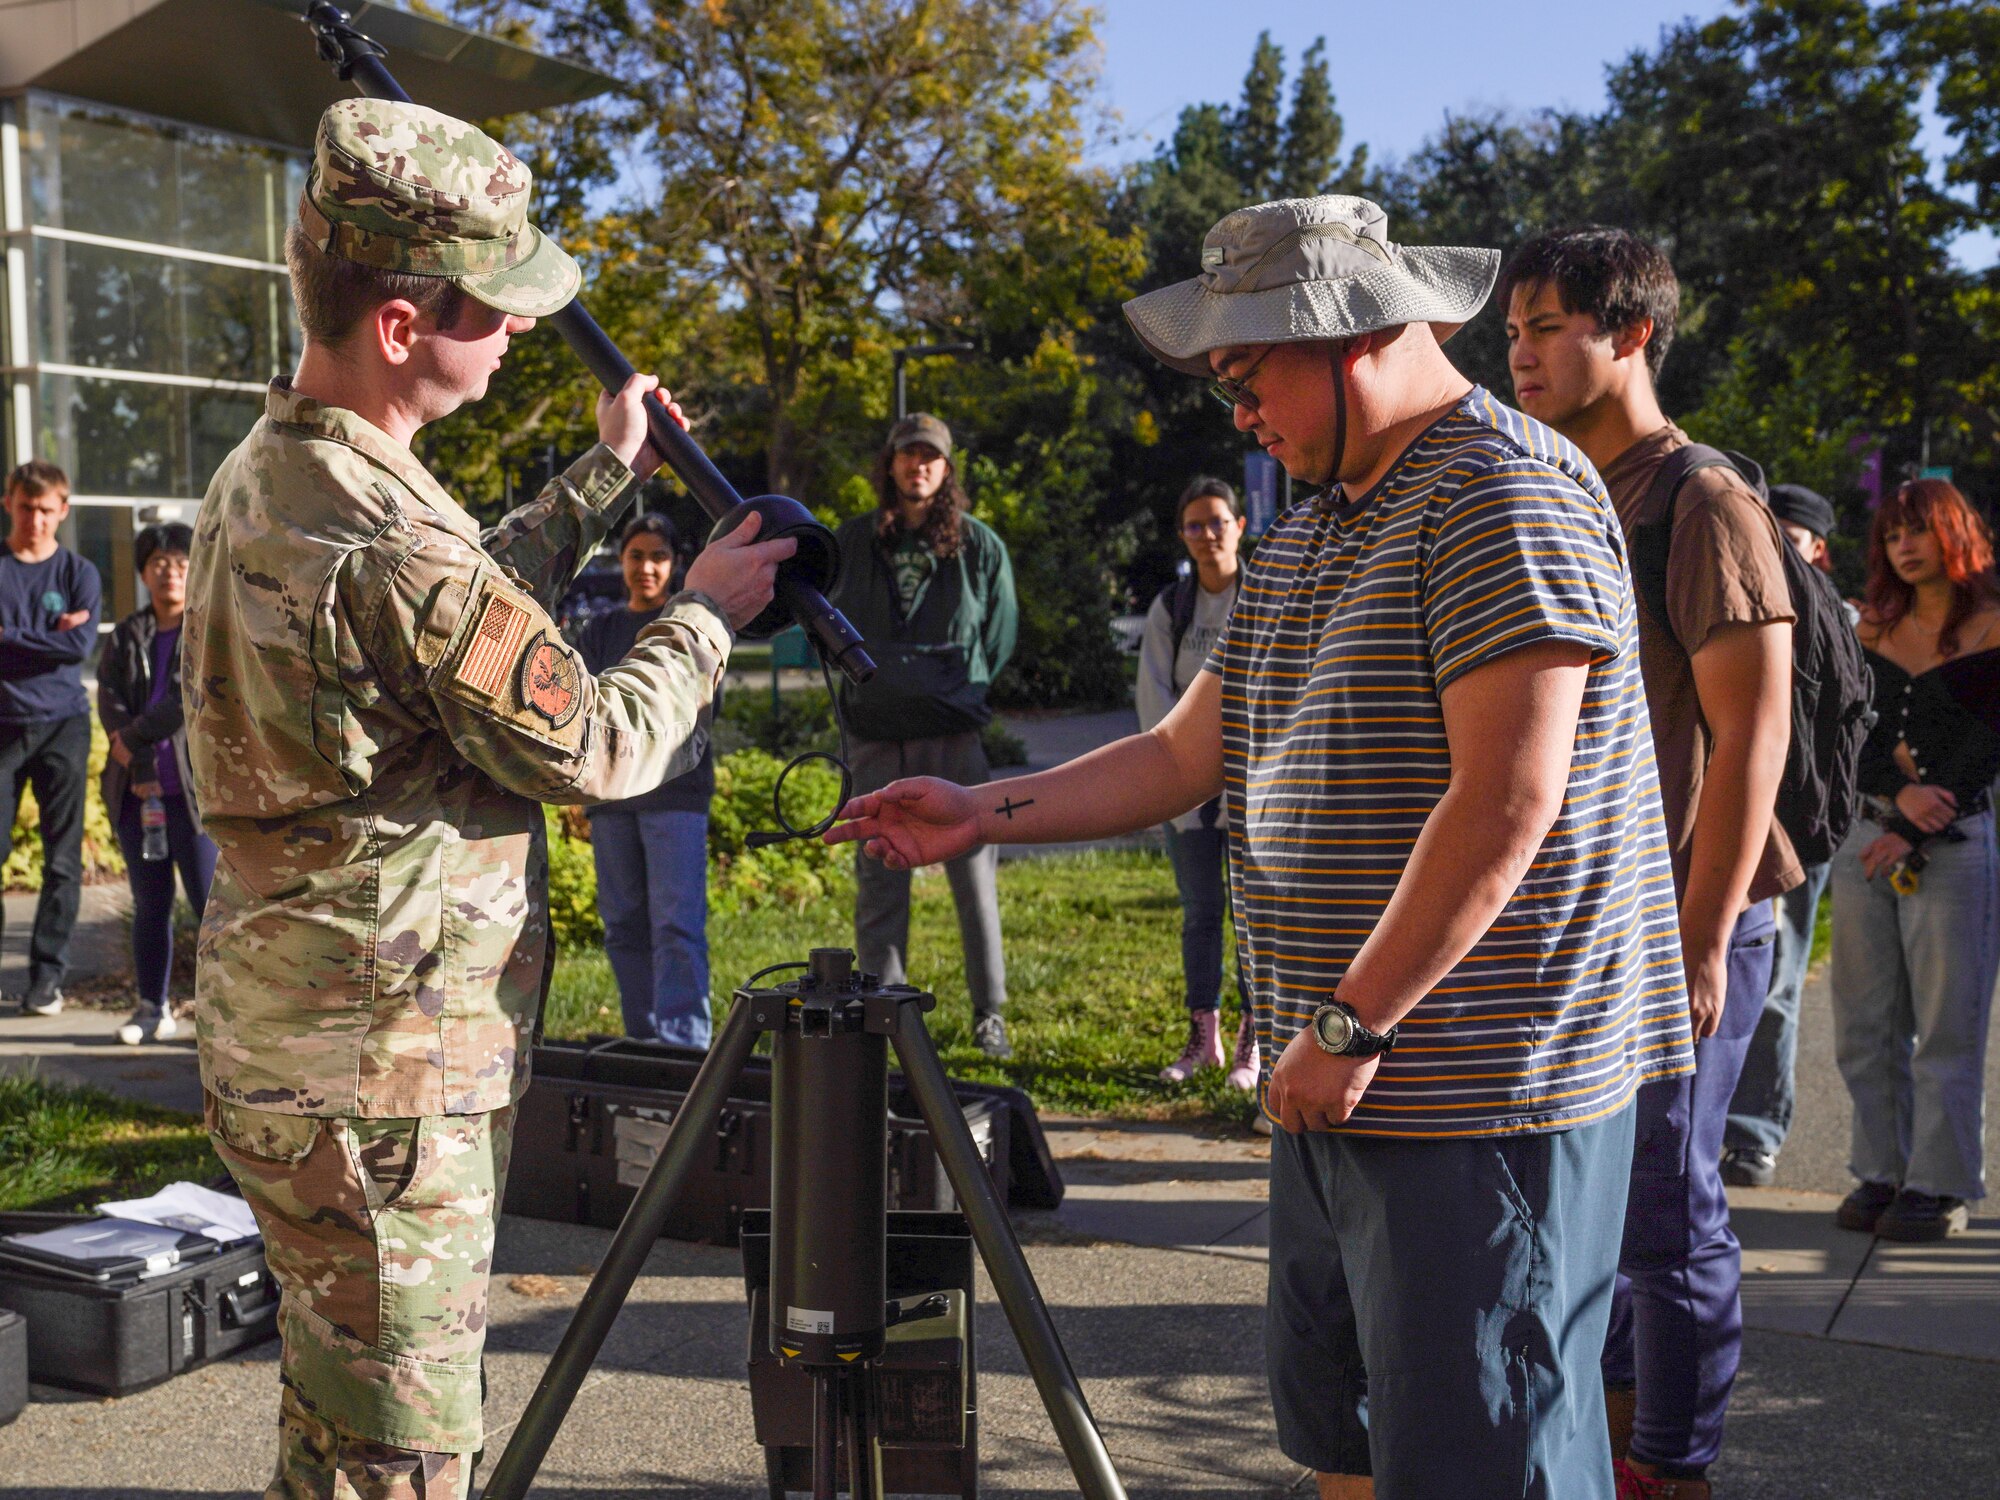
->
[184, 98, 795, 1499]
[827, 195, 1691, 1497]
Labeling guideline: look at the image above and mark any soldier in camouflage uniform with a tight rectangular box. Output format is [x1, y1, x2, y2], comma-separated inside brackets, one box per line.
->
[184, 98, 795, 1499]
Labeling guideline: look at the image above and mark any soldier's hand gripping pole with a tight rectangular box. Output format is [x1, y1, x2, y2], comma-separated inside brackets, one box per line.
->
[301, 1, 875, 685]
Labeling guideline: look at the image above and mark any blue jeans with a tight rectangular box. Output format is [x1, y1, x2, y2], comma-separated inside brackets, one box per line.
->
[1829, 813, 1998, 1200]
[1603, 900, 1775, 1476]
[589, 809, 712, 1048]
[1163, 821, 1246, 1015]
[1725, 862, 1830, 1156]
[1267, 1107, 1637, 1498]
[113, 791, 218, 1007]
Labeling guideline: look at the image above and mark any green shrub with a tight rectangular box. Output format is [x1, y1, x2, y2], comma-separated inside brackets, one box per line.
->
[543, 747, 855, 950]
[980, 719, 1029, 768]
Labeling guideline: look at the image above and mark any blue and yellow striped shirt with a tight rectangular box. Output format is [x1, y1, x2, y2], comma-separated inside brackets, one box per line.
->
[1212, 390, 1693, 1138]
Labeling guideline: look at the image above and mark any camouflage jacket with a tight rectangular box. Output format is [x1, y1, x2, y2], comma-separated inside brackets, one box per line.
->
[185, 381, 730, 1118]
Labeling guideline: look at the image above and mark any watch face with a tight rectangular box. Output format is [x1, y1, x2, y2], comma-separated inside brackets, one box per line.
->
[1316, 1007, 1355, 1052]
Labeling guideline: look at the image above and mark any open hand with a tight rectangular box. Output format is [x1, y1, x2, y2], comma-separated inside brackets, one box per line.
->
[1266, 1028, 1380, 1131]
[596, 373, 689, 481]
[683, 510, 797, 631]
[1683, 941, 1729, 1040]
[823, 777, 982, 870]
[1861, 831, 1913, 881]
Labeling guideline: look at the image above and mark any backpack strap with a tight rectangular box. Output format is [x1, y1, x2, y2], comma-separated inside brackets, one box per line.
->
[1627, 443, 1739, 648]
[1166, 572, 1201, 662]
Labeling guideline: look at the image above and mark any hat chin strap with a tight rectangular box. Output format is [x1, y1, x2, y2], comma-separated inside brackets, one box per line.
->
[1323, 340, 1350, 495]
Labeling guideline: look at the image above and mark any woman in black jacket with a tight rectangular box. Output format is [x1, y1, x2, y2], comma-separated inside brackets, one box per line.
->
[97, 522, 215, 1045]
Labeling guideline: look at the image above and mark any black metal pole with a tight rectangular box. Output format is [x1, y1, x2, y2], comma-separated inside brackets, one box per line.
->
[478, 998, 761, 1500]
[890, 1016, 1129, 1500]
[299, 1, 875, 686]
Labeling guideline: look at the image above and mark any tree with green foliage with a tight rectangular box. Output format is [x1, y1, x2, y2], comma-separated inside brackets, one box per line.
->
[1281, 40, 1366, 199]
[1231, 32, 1286, 200]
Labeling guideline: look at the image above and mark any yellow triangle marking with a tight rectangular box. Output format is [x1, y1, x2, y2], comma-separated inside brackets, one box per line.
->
[837, 1351, 860, 1362]
[780, 1347, 801, 1359]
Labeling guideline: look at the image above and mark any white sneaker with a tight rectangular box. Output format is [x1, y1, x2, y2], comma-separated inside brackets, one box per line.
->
[22, 987, 62, 1017]
[117, 1005, 177, 1045]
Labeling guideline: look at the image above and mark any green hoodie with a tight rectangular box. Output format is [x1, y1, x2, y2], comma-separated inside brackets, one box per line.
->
[829, 509, 1018, 742]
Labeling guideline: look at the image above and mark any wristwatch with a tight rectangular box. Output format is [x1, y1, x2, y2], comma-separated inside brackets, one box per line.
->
[1309, 999, 1398, 1058]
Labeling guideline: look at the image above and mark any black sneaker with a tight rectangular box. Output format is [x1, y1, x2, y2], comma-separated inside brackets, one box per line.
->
[1721, 1148, 1778, 1188]
[1875, 1190, 1970, 1243]
[972, 1014, 1013, 1060]
[1835, 1180, 1899, 1233]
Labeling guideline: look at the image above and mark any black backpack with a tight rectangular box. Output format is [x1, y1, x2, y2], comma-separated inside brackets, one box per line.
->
[1162, 571, 1202, 661]
[1627, 445, 1874, 866]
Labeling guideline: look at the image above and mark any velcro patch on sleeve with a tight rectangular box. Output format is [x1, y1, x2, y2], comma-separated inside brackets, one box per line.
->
[454, 588, 531, 700]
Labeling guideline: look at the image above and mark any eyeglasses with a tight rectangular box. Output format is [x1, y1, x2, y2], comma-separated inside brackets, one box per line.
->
[1181, 518, 1233, 538]
[1206, 345, 1277, 414]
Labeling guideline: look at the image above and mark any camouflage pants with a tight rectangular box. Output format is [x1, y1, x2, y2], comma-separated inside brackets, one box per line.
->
[205, 1094, 516, 1500]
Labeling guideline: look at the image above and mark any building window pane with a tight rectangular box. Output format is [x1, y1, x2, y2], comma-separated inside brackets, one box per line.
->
[42, 373, 180, 496]
[34, 239, 292, 383]
[34, 237, 176, 373]
[26, 94, 298, 264]
[67, 504, 137, 629]
[188, 389, 266, 493]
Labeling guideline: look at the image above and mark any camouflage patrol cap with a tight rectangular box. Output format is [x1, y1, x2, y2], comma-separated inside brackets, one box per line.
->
[297, 98, 580, 320]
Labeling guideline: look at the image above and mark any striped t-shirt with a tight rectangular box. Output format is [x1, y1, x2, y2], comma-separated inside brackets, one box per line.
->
[1210, 388, 1693, 1138]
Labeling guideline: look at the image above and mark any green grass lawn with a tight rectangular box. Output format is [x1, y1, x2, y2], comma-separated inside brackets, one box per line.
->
[545, 848, 1260, 1123]
[0, 1072, 220, 1213]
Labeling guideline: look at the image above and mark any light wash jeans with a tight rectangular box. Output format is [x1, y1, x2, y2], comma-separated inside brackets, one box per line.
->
[1725, 861, 1831, 1156]
[1829, 812, 1998, 1200]
[589, 808, 713, 1048]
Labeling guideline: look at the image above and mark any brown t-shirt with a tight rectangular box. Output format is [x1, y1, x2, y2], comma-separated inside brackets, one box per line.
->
[1600, 424, 1804, 905]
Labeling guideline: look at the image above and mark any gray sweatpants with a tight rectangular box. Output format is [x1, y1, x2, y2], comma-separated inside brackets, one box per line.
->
[849, 732, 1007, 1018]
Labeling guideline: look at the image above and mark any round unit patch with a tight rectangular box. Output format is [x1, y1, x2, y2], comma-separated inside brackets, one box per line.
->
[518, 631, 582, 729]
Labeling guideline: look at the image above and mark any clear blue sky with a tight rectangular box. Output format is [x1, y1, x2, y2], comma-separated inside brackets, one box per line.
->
[1087, 0, 1995, 268]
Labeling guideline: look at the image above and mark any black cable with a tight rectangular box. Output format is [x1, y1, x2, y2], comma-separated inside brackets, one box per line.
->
[744, 645, 854, 849]
[740, 960, 811, 989]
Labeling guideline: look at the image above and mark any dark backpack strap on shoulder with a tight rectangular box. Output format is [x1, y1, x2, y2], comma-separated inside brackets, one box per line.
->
[1626, 443, 1737, 647]
[1166, 573, 1201, 662]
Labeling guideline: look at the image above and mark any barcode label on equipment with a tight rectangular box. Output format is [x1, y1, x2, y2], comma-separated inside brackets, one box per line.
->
[786, 1306, 834, 1335]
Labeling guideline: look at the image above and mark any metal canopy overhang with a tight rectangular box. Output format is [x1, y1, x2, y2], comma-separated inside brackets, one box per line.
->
[18, 0, 615, 147]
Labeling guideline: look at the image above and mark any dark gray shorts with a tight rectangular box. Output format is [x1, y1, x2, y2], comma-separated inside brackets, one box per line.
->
[1266, 1106, 1636, 1497]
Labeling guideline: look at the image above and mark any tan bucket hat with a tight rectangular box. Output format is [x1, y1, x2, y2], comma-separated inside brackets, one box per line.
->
[1124, 195, 1499, 375]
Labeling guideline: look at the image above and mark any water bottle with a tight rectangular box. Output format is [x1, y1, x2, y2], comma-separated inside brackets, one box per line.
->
[141, 794, 169, 863]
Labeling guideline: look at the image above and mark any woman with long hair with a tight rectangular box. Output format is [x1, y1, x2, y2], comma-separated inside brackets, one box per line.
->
[1830, 478, 2000, 1241]
[1136, 477, 1256, 1090]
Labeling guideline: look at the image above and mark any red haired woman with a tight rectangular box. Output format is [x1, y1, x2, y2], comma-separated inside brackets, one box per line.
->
[1830, 479, 2000, 1241]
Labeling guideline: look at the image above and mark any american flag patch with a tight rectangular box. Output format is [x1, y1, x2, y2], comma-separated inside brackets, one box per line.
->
[454, 589, 530, 699]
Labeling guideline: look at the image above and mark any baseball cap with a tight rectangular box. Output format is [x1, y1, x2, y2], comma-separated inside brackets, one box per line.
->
[296, 98, 580, 320]
[888, 413, 952, 458]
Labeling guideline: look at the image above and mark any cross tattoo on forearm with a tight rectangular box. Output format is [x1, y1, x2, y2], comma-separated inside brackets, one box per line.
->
[996, 796, 1035, 820]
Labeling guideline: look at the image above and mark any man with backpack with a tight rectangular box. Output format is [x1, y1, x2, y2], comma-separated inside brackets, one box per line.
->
[1504, 227, 1801, 1500]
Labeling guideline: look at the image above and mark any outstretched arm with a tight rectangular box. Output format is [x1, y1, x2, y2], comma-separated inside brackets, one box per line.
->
[826, 669, 1225, 867]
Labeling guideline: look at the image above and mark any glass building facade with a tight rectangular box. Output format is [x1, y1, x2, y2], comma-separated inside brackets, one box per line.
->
[4, 92, 303, 622]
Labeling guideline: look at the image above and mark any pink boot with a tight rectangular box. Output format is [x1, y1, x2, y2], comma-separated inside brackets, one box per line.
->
[1159, 1011, 1225, 1082]
[1226, 1013, 1260, 1092]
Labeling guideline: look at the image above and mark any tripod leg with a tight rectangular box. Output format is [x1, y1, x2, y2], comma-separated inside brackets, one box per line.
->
[479, 997, 761, 1500]
[812, 1371, 840, 1500]
[891, 1018, 1129, 1500]
[844, 1369, 883, 1500]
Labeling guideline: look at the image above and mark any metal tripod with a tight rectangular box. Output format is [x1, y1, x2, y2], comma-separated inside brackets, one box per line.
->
[479, 949, 1127, 1500]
